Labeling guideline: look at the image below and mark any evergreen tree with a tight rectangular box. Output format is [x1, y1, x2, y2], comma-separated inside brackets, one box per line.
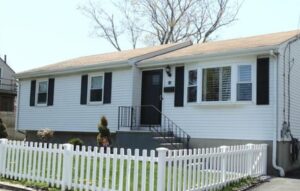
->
[97, 116, 111, 146]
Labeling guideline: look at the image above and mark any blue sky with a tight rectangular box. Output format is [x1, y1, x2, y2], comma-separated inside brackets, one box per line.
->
[0, 0, 299, 73]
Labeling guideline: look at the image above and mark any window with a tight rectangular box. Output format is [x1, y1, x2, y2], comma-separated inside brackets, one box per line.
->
[237, 65, 252, 101]
[90, 75, 103, 102]
[187, 70, 197, 102]
[202, 66, 231, 101]
[37, 81, 48, 104]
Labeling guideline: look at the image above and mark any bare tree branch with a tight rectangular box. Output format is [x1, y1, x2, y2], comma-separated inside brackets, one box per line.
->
[79, 0, 242, 51]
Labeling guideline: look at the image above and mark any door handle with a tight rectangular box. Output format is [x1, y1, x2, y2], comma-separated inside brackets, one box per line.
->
[160, 95, 163, 101]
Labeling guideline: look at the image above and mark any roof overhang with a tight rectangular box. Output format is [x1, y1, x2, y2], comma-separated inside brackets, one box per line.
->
[15, 60, 130, 80]
[137, 45, 279, 68]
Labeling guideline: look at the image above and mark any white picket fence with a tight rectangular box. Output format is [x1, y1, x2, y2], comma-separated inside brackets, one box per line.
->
[0, 139, 267, 191]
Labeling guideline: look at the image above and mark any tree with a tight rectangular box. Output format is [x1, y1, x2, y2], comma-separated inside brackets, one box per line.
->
[80, 0, 242, 51]
[0, 118, 8, 138]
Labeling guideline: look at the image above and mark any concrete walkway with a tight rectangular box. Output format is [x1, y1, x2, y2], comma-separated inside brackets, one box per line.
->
[250, 178, 300, 191]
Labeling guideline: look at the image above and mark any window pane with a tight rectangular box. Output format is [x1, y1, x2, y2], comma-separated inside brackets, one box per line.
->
[188, 70, 197, 86]
[39, 81, 48, 93]
[238, 65, 251, 82]
[237, 83, 252, 101]
[188, 87, 197, 102]
[90, 89, 103, 102]
[221, 67, 231, 101]
[202, 68, 220, 101]
[38, 93, 47, 103]
[202, 67, 231, 101]
[152, 75, 160, 85]
[91, 76, 103, 89]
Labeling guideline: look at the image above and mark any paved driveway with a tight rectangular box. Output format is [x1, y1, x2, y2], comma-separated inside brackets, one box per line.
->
[250, 178, 300, 191]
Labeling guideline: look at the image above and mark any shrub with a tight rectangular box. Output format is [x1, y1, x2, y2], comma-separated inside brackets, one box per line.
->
[68, 138, 84, 149]
[37, 128, 54, 142]
[97, 116, 111, 146]
[0, 118, 8, 138]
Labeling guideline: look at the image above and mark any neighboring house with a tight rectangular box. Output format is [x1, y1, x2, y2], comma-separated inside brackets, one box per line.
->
[0, 55, 22, 140]
[16, 30, 300, 176]
[0, 55, 16, 112]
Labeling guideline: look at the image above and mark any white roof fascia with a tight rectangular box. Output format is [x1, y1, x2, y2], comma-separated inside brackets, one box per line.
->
[137, 45, 279, 68]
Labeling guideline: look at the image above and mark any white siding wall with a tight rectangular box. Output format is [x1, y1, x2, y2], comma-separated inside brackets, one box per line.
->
[278, 38, 300, 140]
[161, 56, 276, 141]
[17, 68, 133, 132]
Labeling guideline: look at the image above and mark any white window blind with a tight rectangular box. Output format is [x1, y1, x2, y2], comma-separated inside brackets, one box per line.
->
[237, 65, 252, 101]
[202, 66, 231, 101]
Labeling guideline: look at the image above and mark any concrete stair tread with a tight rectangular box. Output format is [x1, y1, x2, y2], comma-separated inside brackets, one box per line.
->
[160, 142, 183, 146]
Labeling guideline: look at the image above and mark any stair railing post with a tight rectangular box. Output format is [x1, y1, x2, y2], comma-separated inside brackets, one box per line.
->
[62, 143, 74, 190]
[156, 147, 168, 191]
[0, 139, 8, 177]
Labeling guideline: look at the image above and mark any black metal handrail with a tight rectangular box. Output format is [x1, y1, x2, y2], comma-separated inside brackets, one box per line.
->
[118, 105, 191, 149]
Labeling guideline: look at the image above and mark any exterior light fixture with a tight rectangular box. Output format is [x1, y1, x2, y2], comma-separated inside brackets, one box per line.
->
[165, 65, 172, 77]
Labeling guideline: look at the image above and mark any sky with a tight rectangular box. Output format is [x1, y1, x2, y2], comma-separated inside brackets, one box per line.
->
[0, 0, 300, 73]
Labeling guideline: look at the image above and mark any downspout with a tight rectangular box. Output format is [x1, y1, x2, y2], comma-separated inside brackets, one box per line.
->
[272, 50, 285, 177]
[15, 82, 25, 135]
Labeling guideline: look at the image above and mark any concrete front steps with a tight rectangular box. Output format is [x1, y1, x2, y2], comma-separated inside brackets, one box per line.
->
[115, 130, 184, 150]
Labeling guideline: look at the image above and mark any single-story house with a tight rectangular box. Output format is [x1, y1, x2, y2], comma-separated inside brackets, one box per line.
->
[15, 30, 300, 176]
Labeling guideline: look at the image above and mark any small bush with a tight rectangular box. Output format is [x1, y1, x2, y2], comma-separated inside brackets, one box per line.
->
[37, 128, 54, 142]
[0, 118, 8, 138]
[97, 116, 111, 147]
[68, 138, 84, 149]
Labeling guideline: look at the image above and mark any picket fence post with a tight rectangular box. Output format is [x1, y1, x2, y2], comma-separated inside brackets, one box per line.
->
[156, 147, 168, 191]
[0, 138, 8, 176]
[246, 144, 254, 176]
[220, 145, 228, 184]
[262, 144, 268, 175]
[62, 143, 74, 191]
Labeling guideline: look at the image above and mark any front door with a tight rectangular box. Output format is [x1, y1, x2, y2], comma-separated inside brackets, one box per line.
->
[141, 69, 163, 125]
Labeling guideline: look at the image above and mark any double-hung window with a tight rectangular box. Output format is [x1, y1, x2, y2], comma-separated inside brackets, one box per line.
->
[237, 65, 252, 101]
[37, 81, 48, 104]
[89, 75, 103, 102]
[202, 66, 231, 101]
[187, 70, 197, 102]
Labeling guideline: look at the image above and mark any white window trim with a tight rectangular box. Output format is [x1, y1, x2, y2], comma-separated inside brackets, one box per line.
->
[187, 69, 198, 103]
[0, 67, 2, 85]
[36, 79, 48, 106]
[186, 62, 256, 106]
[87, 73, 104, 105]
[236, 64, 253, 102]
[200, 65, 232, 103]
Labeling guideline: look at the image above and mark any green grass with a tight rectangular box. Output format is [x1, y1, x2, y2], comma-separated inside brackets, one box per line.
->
[3, 148, 256, 191]
[0, 177, 60, 191]
[219, 177, 259, 191]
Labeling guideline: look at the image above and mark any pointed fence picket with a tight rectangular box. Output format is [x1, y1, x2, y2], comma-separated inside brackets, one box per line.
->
[0, 139, 267, 191]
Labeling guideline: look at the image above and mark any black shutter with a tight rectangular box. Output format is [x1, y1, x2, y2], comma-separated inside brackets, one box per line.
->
[47, 78, 55, 106]
[175, 66, 184, 107]
[257, 57, 269, 105]
[103, 72, 112, 104]
[80, 75, 88, 105]
[30, 80, 36, 106]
